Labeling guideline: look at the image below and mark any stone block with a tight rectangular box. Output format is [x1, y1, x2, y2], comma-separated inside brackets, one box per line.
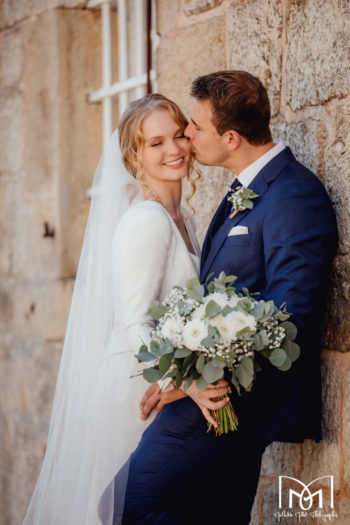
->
[0, 177, 20, 277]
[325, 101, 350, 255]
[157, 16, 226, 117]
[6, 412, 49, 525]
[191, 165, 232, 246]
[0, 90, 23, 174]
[262, 481, 305, 525]
[228, 0, 283, 116]
[55, 8, 102, 277]
[271, 119, 328, 182]
[261, 442, 302, 478]
[0, 335, 61, 416]
[0, 0, 87, 30]
[323, 255, 350, 353]
[320, 358, 341, 443]
[343, 367, 350, 486]
[286, 0, 350, 110]
[183, 0, 223, 16]
[156, 0, 179, 36]
[11, 279, 74, 340]
[248, 483, 260, 525]
[0, 26, 23, 88]
[301, 438, 341, 491]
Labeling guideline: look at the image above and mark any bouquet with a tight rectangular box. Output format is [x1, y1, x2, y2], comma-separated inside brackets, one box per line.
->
[135, 272, 300, 436]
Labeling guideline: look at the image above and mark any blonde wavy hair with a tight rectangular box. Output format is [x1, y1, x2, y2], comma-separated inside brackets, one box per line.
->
[118, 93, 200, 214]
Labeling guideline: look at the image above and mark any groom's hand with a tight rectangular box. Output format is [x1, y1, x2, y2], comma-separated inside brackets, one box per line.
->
[181, 379, 231, 429]
[140, 383, 188, 420]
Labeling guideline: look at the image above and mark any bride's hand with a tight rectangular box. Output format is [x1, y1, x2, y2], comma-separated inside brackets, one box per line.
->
[181, 379, 231, 428]
[140, 384, 187, 420]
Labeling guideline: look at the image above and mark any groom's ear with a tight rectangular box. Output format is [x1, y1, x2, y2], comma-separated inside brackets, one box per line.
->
[225, 130, 241, 152]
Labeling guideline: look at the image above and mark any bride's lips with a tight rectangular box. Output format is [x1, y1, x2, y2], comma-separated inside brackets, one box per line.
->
[163, 157, 185, 169]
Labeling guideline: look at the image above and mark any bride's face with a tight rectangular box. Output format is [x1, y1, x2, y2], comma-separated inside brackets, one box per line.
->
[139, 108, 190, 183]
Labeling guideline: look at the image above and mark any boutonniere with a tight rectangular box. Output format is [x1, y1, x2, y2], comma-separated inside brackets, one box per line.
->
[227, 186, 259, 219]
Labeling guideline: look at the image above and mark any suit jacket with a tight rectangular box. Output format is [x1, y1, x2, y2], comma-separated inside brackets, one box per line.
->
[200, 148, 338, 443]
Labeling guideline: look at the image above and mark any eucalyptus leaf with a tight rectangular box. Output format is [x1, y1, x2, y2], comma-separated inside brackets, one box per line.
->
[139, 344, 148, 353]
[174, 347, 192, 358]
[135, 351, 156, 362]
[196, 353, 205, 374]
[205, 272, 215, 284]
[148, 304, 168, 321]
[183, 377, 193, 391]
[202, 362, 224, 384]
[175, 370, 183, 388]
[269, 348, 287, 367]
[211, 356, 226, 368]
[281, 321, 298, 341]
[235, 357, 254, 390]
[158, 339, 174, 356]
[250, 303, 265, 321]
[230, 370, 241, 395]
[150, 340, 161, 356]
[237, 298, 252, 312]
[196, 375, 208, 391]
[205, 300, 222, 319]
[225, 275, 238, 283]
[242, 287, 249, 296]
[236, 326, 255, 339]
[208, 325, 220, 343]
[222, 305, 233, 317]
[158, 353, 173, 374]
[143, 367, 164, 383]
[284, 340, 300, 362]
[278, 355, 292, 371]
[200, 336, 215, 347]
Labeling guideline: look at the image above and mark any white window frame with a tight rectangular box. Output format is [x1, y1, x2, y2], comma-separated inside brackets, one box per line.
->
[87, 0, 157, 148]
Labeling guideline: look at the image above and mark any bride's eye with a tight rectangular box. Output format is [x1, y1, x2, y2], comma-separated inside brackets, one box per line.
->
[151, 142, 161, 147]
[176, 134, 186, 139]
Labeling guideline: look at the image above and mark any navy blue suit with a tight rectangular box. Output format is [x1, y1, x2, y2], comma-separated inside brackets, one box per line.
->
[108, 148, 337, 525]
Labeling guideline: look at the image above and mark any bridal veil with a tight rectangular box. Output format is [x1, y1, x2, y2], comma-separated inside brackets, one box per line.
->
[23, 130, 144, 525]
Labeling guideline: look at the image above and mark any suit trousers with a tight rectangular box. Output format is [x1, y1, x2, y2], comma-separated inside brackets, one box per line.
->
[113, 397, 270, 525]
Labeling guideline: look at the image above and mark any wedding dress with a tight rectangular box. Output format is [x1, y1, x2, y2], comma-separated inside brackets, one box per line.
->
[23, 130, 200, 525]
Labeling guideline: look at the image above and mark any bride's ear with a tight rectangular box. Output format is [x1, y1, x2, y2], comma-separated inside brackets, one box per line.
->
[225, 130, 241, 152]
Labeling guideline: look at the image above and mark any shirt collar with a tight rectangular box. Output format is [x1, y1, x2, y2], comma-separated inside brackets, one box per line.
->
[237, 142, 286, 188]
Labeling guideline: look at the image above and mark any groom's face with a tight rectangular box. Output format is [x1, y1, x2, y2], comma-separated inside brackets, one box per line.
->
[185, 99, 229, 167]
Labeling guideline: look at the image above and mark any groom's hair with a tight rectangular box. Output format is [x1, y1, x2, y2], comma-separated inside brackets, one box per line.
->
[190, 70, 272, 145]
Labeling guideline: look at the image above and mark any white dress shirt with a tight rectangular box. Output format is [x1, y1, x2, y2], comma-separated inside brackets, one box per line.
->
[237, 141, 286, 188]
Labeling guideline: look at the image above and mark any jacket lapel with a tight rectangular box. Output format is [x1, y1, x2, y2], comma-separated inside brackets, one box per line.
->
[200, 147, 295, 282]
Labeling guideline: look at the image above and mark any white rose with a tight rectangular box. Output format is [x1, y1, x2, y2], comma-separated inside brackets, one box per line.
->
[161, 317, 184, 345]
[210, 314, 238, 344]
[182, 319, 208, 350]
[225, 310, 257, 339]
[191, 304, 206, 320]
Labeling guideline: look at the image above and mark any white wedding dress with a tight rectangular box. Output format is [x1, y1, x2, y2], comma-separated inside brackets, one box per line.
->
[90, 201, 200, 521]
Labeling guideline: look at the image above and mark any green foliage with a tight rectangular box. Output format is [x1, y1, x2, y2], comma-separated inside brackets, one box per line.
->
[158, 353, 173, 374]
[269, 348, 287, 367]
[135, 351, 156, 362]
[174, 347, 192, 358]
[196, 375, 208, 391]
[283, 340, 300, 362]
[186, 277, 205, 302]
[196, 353, 205, 374]
[143, 367, 164, 383]
[175, 370, 183, 387]
[148, 304, 169, 320]
[202, 362, 224, 383]
[235, 357, 254, 390]
[205, 300, 222, 319]
[281, 321, 297, 341]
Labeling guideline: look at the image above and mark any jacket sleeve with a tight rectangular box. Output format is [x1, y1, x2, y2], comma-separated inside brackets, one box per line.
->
[111, 205, 173, 351]
[263, 179, 337, 332]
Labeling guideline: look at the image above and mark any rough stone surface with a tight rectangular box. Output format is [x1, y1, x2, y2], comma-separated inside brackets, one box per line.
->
[248, 484, 259, 525]
[262, 481, 304, 525]
[286, 0, 350, 110]
[0, 91, 22, 174]
[192, 165, 232, 245]
[343, 367, 350, 486]
[184, 0, 223, 16]
[157, 16, 226, 116]
[261, 442, 302, 478]
[0, 0, 87, 30]
[320, 358, 341, 443]
[271, 119, 328, 182]
[301, 438, 341, 491]
[0, 26, 23, 88]
[228, 0, 283, 116]
[156, 0, 179, 36]
[325, 101, 350, 255]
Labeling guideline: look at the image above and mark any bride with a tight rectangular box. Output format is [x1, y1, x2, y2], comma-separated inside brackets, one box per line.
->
[23, 93, 220, 524]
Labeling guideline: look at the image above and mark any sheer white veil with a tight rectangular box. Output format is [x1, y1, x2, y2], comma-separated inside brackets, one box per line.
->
[23, 130, 143, 525]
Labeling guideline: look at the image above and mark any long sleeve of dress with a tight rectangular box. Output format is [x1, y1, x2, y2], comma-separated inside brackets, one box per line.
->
[111, 203, 174, 352]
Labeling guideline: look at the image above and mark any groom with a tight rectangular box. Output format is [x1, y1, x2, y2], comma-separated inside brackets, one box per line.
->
[120, 71, 337, 524]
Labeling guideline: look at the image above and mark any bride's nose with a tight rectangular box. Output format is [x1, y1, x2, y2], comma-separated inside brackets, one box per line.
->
[166, 139, 182, 156]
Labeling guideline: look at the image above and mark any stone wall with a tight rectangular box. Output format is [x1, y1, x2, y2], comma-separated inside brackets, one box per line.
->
[156, 0, 350, 523]
[0, 2, 102, 523]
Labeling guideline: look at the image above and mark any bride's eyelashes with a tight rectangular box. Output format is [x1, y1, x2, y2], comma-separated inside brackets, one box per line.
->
[151, 134, 186, 147]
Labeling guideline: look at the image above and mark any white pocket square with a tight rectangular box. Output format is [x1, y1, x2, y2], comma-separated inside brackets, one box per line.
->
[228, 225, 249, 236]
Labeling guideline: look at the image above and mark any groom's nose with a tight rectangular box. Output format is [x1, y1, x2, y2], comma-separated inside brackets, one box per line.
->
[184, 122, 193, 139]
